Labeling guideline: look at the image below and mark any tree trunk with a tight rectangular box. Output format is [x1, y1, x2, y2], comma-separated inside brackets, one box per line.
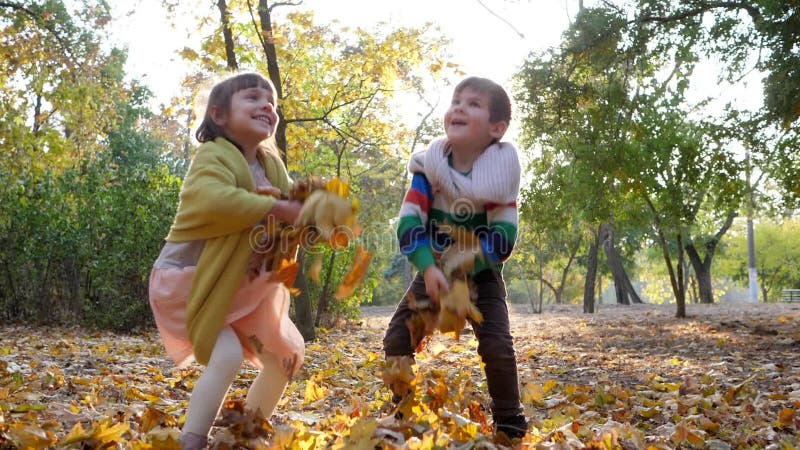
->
[292, 250, 315, 341]
[583, 226, 599, 313]
[252, 0, 317, 333]
[685, 243, 715, 304]
[687, 273, 698, 303]
[684, 210, 736, 304]
[597, 273, 603, 307]
[217, 0, 238, 70]
[600, 223, 642, 305]
[696, 268, 713, 304]
[314, 252, 337, 328]
[2, 257, 20, 320]
[256, 0, 287, 158]
[556, 237, 581, 305]
[65, 258, 83, 320]
[675, 234, 686, 317]
[538, 258, 545, 311]
[523, 278, 538, 313]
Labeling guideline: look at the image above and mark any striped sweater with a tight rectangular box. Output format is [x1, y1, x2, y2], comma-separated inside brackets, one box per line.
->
[397, 137, 521, 275]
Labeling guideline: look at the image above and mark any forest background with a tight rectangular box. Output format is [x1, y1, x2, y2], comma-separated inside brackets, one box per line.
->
[1, 0, 799, 335]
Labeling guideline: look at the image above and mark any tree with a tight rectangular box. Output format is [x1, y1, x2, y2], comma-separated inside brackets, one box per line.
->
[514, 5, 752, 317]
[515, 6, 648, 312]
[717, 219, 800, 303]
[605, 0, 800, 207]
[0, 1, 128, 168]
[0, 0, 161, 325]
[518, 161, 587, 308]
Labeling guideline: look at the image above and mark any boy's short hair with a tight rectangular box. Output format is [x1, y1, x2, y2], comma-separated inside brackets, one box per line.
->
[453, 77, 512, 124]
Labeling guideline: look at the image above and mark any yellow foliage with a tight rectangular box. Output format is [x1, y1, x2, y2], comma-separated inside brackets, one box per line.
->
[382, 356, 415, 400]
[303, 378, 327, 404]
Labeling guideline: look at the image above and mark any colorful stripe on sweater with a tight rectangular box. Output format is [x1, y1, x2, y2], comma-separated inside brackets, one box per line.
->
[397, 172, 518, 274]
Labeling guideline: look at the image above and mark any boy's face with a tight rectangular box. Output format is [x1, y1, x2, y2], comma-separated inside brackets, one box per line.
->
[444, 86, 506, 150]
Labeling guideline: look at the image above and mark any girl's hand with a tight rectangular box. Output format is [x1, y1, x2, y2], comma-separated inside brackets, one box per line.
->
[269, 199, 303, 224]
[423, 265, 449, 304]
[257, 186, 283, 198]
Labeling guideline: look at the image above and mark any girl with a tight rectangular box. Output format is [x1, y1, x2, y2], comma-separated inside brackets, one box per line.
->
[148, 72, 305, 449]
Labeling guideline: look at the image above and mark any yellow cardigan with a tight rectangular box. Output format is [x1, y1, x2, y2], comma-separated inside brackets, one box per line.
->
[166, 137, 291, 366]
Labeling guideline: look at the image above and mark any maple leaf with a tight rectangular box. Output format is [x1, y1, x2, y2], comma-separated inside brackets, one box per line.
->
[406, 308, 438, 350]
[338, 417, 380, 448]
[138, 406, 175, 434]
[216, 400, 273, 444]
[144, 427, 182, 449]
[777, 407, 795, 428]
[334, 246, 372, 300]
[437, 278, 482, 340]
[382, 356, 415, 400]
[304, 377, 328, 404]
[10, 422, 57, 449]
[267, 259, 300, 288]
[437, 223, 484, 276]
[297, 189, 357, 244]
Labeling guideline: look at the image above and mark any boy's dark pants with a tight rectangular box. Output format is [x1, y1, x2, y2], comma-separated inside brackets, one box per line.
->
[383, 269, 524, 419]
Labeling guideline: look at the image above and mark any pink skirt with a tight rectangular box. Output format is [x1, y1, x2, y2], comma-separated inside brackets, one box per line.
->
[149, 267, 304, 378]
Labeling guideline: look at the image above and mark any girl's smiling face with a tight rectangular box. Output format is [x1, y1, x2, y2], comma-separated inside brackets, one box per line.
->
[213, 86, 278, 150]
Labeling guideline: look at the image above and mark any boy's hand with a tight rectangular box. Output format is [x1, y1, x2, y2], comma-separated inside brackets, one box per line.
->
[423, 265, 449, 303]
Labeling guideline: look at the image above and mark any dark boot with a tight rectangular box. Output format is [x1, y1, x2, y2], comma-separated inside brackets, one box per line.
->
[494, 414, 528, 439]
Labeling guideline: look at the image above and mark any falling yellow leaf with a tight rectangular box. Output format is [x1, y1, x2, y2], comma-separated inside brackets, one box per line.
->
[437, 279, 482, 340]
[338, 417, 379, 449]
[268, 259, 300, 288]
[382, 356, 416, 399]
[326, 178, 350, 198]
[334, 246, 372, 300]
[308, 253, 323, 283]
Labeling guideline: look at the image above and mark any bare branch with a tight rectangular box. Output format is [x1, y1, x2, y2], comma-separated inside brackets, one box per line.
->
[638, 1, 761, 25]
[474, 0, 525, 39]
[245, 0, 267, 52]
[268, 0, 302, 14]
[217, 0, 238, 70]
[285, 88, 396, 124]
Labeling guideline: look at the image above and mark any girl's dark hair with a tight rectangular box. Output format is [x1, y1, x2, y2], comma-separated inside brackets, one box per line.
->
[195, 73, 280, 155]
[453, 76, 512, 124]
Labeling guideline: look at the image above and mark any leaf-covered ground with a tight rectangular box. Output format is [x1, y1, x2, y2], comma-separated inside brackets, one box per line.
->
[1, 302, 799, 449]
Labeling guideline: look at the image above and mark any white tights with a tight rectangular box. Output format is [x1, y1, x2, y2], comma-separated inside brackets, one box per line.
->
[182, 326, 289, 437]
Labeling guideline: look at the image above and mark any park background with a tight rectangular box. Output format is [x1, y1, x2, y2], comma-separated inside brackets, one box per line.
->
[2, 0, 797, 333]
[1, 0, 799, 448]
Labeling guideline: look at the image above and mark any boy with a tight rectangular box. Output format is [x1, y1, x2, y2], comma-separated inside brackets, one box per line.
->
[383, 77, 527, 439]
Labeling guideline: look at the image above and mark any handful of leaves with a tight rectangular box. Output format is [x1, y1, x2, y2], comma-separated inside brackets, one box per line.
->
[248, 177, 369, 298]
[407, 223, 485, 344]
